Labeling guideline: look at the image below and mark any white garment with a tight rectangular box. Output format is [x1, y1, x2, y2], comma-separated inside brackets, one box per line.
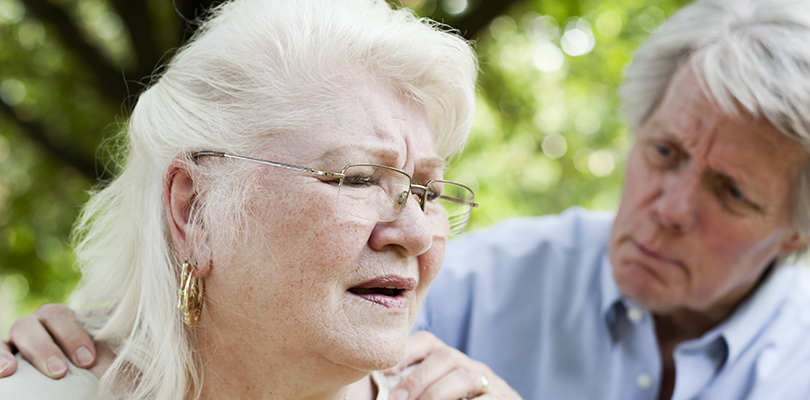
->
[0, 354, 101, 399]
[0, 353, 411, 400]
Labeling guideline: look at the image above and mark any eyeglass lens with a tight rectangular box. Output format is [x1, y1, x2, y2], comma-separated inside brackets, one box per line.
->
[336, 165, 473, 236]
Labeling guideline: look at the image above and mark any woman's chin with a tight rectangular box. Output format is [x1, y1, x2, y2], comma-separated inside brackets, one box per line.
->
[327, 329, 409, 372]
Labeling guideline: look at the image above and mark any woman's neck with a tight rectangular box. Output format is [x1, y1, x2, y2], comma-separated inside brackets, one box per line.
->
[194, 323, 372, 400]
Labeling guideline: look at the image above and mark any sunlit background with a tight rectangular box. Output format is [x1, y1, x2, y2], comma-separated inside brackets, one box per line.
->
[0, 0, 690, 336]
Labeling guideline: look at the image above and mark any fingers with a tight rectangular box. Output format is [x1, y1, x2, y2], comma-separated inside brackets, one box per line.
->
[34, 304, 96, 369]
[8, 304, 96, 379]
[388, 331, 523, 400]
[9, 314, 69, 379]
[385, 330, 440, 375]
[398, 357, 489, 400]
[0, 341, 18, 378]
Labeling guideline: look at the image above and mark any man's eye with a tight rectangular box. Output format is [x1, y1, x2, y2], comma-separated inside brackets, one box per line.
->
[656, 144, 673, 157]
[715, 176, 762, 215]
[645, 141, 679, 168]
[425, 189, 441, 201]
[726, 183, 744, 200]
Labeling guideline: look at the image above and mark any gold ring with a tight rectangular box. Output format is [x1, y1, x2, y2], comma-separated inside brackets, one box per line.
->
[480, 374, 489, 395]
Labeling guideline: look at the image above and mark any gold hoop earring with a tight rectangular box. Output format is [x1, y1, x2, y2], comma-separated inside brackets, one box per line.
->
[178, 259, 204, 327]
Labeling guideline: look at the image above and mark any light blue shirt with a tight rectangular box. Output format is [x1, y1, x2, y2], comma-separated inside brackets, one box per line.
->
[415, 207, 810, 400]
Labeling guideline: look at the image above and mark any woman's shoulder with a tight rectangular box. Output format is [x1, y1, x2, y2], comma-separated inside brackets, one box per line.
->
[0, 353, 101, 399]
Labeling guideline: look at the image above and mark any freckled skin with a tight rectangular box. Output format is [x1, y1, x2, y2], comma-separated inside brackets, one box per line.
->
[194, 81, 446, 399]
[609, 66, 809, 324]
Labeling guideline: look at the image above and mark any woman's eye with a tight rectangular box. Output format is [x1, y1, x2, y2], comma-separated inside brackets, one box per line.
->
[344, 175, 377, 186]
[425, 189, 441, 201]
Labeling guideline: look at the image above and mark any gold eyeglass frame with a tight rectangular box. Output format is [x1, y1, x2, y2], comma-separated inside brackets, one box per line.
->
[189, 151, 479, 235]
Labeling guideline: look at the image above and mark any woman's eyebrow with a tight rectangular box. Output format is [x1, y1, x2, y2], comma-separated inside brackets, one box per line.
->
[419, 156, 447, 173]
[317, 144, 401, 165]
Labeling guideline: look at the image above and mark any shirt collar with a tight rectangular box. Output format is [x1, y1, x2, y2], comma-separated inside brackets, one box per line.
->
[599, 251, 624, 338]
[713, 264, 797, 366]
[600, 250, 797, 368]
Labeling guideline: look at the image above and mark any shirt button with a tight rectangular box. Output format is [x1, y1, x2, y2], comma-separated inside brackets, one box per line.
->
[636, 373, 654, 390]
[627, 307, 644, 323]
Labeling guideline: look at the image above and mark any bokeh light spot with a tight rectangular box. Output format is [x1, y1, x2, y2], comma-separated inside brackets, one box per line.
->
[0, 0, 24, 25]
[442, 0, 468, 16]
[526, 14, 560, 42]
[401, 0, 426, 7]
[533, 42, 564, 72]
[0, 78, 27, 106]
[575, 109, 601, 135]
[94, 11, 123, 40]
[1, 273, 29, 301]
[17, 19, 46, 49]
[561, 18, 595, 56]
[588, 150, 615, 176]
[490, 16, 516, 41]
[596, 11, 622, 38]
[535, 105, 568, 133]
[542, 134, 568, 159]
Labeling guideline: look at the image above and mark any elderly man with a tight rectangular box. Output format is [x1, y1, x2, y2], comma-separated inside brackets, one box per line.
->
[393, 0, 810, 399]
[3, 0, 810, 399]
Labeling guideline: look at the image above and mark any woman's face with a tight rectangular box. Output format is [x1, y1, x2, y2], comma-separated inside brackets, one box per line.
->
[204, 82, 447, 372]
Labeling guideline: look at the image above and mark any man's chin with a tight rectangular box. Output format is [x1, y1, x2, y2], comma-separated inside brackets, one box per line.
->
[614, 262, 675, 310]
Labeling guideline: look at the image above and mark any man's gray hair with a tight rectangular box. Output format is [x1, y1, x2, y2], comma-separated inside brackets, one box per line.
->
[620, 0, 810, 238]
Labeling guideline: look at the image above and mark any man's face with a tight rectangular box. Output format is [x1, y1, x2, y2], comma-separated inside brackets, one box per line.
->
[608, 66, 809, 320]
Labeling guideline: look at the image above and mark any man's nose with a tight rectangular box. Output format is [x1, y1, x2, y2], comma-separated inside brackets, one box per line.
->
[652, 168, 702, 233]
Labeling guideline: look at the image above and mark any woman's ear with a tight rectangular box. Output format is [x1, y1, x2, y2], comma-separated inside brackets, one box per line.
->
[164, 158, 212, 277]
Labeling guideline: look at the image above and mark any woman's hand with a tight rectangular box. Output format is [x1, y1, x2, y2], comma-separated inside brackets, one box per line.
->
[1, 303, 96, 379]
[384, 331, 523, 400]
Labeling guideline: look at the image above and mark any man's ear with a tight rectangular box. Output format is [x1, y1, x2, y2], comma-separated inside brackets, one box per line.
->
[164, 158, 211, 277]
[779, 229, 810, 255]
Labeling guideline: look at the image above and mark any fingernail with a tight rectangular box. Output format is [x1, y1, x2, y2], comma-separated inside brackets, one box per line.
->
[0, 354, 12, 374]
[47, 356, 67, 376]
[391, 388, 409, 400]
[75, 347, 93, 367]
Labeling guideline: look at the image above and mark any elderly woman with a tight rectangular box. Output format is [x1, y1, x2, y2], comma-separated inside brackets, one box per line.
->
[0, 0, 503, 398]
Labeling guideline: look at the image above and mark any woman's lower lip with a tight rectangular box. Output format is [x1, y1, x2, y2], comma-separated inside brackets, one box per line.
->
[349, 292, 409, 309]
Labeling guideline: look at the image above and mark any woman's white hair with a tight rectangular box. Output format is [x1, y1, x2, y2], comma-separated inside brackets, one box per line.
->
[67, 0, 477, 398]
[620, 0, 810, 238]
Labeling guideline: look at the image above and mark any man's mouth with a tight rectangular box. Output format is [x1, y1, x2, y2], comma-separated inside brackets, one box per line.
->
[631, 239, 682, 267]
[348, 276, 417, 309]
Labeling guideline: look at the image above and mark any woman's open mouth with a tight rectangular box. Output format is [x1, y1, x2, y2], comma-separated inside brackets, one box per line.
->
[348, 275, 417, 309]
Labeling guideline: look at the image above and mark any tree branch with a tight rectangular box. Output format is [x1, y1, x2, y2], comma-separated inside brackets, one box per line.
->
[109, 0, 163, 79]
[0, 102, 111, 183]
[438, 0, 525, 39]
[23, 0, 129, 104]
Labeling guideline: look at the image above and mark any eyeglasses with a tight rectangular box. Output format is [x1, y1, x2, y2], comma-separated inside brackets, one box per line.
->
[190, 151, 478, 236]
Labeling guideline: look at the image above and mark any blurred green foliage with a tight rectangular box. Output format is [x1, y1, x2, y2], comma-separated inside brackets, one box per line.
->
[0, 0, 688, 335]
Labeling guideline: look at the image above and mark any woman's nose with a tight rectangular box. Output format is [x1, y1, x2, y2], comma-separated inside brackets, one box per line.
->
[368, 194, 433, 256]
